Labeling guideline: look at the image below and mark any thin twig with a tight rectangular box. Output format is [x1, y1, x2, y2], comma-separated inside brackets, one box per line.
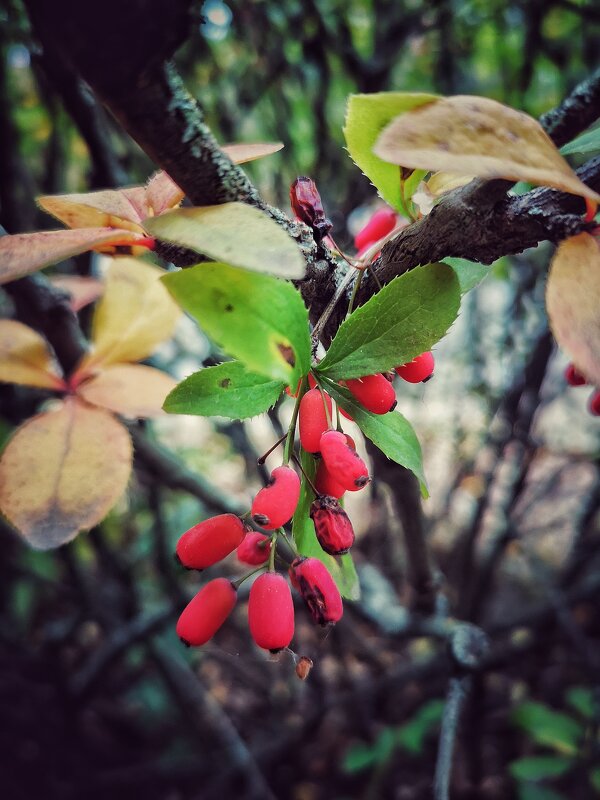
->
[434, 675, 472, 800]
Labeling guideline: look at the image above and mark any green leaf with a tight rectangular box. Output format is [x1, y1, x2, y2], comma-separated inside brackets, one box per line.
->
[162, 263, 311, 385]
[321, 379, 427, 495]
[395, 699, 445, 755]
[145, 203, 305, 279]
[590, 766, 600, 792]
[163, 362, 285, 419]
[565, 686, 595, 720]
[512, 702, 584, 755]
[291, 450, 360, 600]
[560, 126, 600, 157]
[517, 785, 568, 800]
[344, 92, 438, 210]
[342, 728, 396, 774]
[443, 257, 490, 294]
[509, 756, 574, 782]
[315, 263, 460, 380]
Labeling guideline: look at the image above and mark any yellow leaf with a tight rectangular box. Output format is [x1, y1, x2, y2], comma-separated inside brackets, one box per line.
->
[77, 364, 177, 417]
[0, 397, 132, 549]
[546, 232, 600, 385]
[0, 320, 65, 390]
[145, 171, 185, 216]
[77, 257, 180, 374]
[38, 190, 146, 231]
[426, 171, 474, 197]
[49, 276, 104, 312]
[374, 95, 600, 203]
[221, 142, 284, 164]
[0, 228, 145, 284]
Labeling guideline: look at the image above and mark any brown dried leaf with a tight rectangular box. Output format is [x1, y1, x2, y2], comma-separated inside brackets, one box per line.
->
[0, 320, 65, 389]
[0, 228, 143, 284]
[0, 397, 132, 549]
[374, 95, 600, 202]
[77, 364, 176, 417]
[546, 232, 600, 385]
[221, 142, 284, 164]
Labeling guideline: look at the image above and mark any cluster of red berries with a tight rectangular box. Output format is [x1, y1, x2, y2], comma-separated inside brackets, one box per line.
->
[565, 362, 600, 415]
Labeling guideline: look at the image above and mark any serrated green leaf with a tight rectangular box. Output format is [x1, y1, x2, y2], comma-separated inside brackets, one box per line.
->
[509, 756, 574, 782]
[560, 126, 600, 157]
[163, 362, 285, 419]
[162, 263, 311, 385]
[291, 450, 360, 600]
[517, 785, 568, 800]
[316, 263, 459, 381]
[443, 257, 490, 294]
[321, 379, 427, 495]
[344, 92, 438, 210]
[145, 203, 305, 279]
[395, 699, 445, 754]
[565, 686, 595, 720]
[512, 702, 584, 755]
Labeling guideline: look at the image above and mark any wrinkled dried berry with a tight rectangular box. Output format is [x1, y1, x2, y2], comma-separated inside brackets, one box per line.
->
[310, 495, 355, 555]
[290, 556, 343, 625]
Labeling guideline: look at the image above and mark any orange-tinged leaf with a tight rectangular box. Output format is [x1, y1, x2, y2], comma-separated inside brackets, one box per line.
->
[546, 233, 600, 385]
[221, 142, 284, 164]
[49, 276, 104, 312]
[0, 397, 132, 549]
[0, 228, 142, 284]
[120, 186, 151, 221]
[77, 257, 180, 374]
[374, 95, 600, 203]
[77, 364, 177, 417]
[426, 171, 474, 196]
[0, 320, 65, 390]
[145, 171, 185, 216]
[38, 191, 146, 230]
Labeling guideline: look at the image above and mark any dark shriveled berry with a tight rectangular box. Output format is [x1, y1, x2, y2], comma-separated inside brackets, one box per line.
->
[176, 578, 237, 647]
[176, 514, 247, 570]
[319, 430, 369, 491]
[248, 572, 295, 652]
[290, 556, 343, 625]
[290, 177, 333, 242]
[310, 496, 355, 555]
[251, 465, 301, 529]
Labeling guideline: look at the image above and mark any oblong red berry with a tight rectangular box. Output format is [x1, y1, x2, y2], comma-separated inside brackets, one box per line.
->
[290, 557, 343, 625]
[236, 532, 272, 565]
[176, 514, 246, 570]
[345, 374, 397, 414]
[319, 430, 369, 491]
[310, 496, 355, 555]
[354, 207, 397, 253]
[299, 388, 333, 453]
[290, 177, 332, 242]
[395, 351, 435, 383]
[565, 363, 587, 386]
[248, 572, 294, 652]
[176, 578, 237, 646]
[314, 459, 346, 499]
[589, 390, 600, 416]
[251, 465, 301, 529]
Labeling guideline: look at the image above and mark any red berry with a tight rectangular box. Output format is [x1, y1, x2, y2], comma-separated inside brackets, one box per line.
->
[589, 390, 600, 416]
[314, 459, 346, 499]
[310, 496, 356, 555]
[176, 578, 237, 647]
[565, 363, 587, 386]
[319, 430, 369, 491]
[251, 465, 301, 529]
[345, 374, 397, 414]
[236, 532, 272, 565]
[176, 514, 246, 570]
[354, 207, 397, 253]
[395, 351, 435, 383]
[248, 572, 294, 652]
[290, 177, 332, 242]
[339, 406, 354, 422]
[290, 557, 343, 625]
[299, 388, 333, 453]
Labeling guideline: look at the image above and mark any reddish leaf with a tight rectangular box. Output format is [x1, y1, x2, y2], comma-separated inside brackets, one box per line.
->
[77, 364, 176, 417]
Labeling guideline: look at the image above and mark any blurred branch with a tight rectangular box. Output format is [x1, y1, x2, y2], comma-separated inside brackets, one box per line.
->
[434, 676, 472, 800]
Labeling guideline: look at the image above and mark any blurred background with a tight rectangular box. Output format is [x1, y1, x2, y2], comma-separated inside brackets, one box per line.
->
[1, 1, 600, 798]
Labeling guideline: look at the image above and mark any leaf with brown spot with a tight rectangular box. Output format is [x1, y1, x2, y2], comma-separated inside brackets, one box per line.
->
[374, 95, 600, 202]
[221, 142, 284, 164]
[546, 233, 600, 385]
[0, 398, 132, 549]
[77, 364, 177, 418]
[0, 320, 66, 390]
[0, 228, 144, 284]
